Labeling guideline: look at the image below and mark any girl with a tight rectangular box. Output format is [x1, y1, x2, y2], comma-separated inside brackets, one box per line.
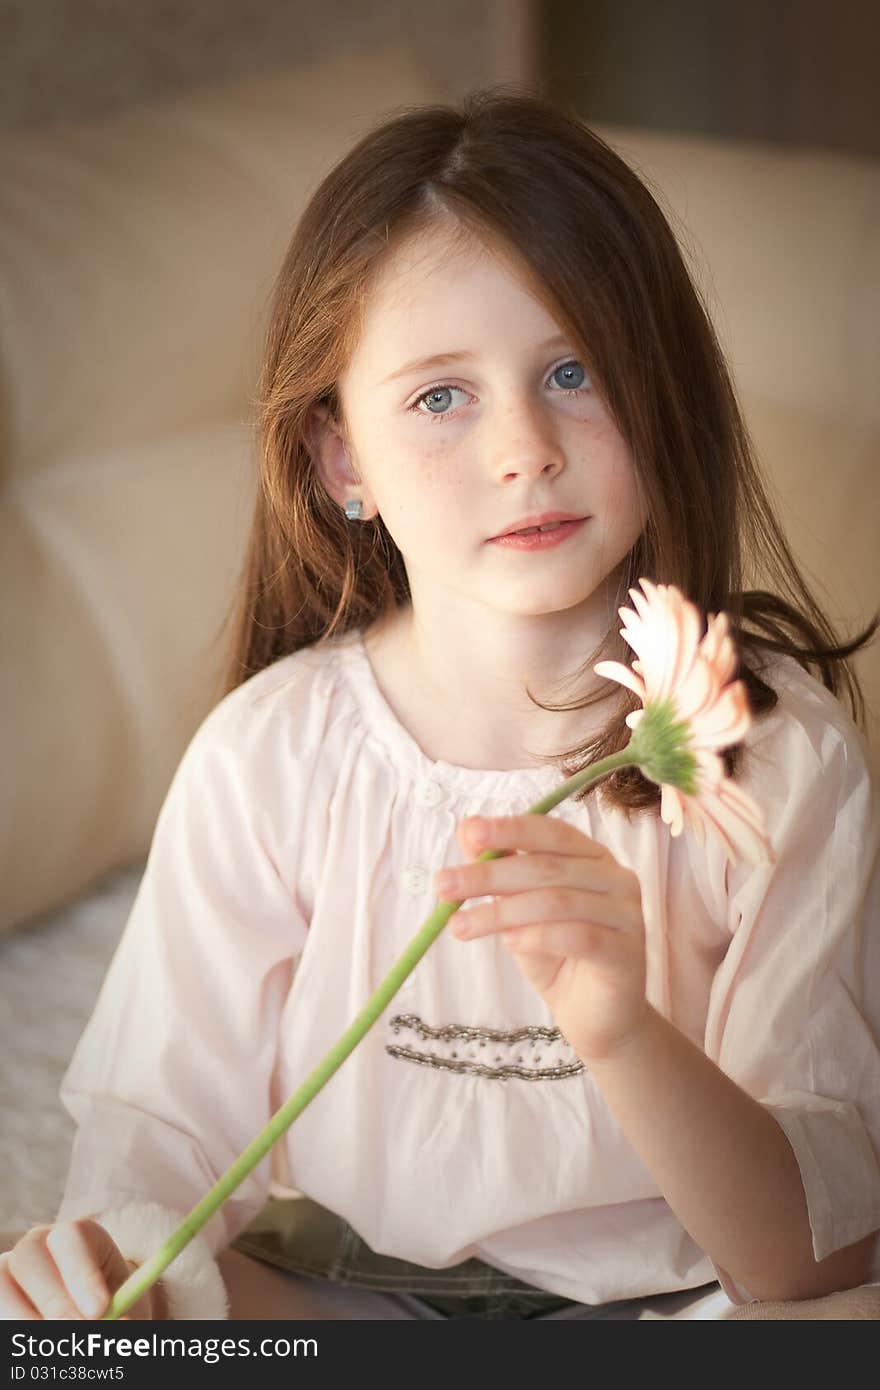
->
[2, 86, 879, 1323]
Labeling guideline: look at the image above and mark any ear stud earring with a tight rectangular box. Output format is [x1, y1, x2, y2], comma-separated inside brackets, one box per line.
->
[344, 499, 363, 521]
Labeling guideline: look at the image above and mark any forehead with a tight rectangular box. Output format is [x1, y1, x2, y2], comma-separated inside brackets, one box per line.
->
[349, 225, 563, 370]
[373, 223, 487, 295]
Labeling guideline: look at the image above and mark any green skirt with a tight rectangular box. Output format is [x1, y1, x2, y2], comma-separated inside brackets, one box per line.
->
[231, 1195, 609, 1320]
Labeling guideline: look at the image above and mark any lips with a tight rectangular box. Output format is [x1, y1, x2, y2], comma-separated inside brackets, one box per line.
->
[488, 518, 587, 550]
[490, 511, 586, 539]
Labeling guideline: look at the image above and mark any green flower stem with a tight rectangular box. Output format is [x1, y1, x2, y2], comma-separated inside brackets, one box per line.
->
[104, 747, 637, 1320]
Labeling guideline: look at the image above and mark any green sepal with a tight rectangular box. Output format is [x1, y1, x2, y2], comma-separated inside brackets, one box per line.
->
[628, 698, 698, 795]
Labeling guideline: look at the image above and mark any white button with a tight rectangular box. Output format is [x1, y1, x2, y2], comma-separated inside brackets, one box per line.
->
[401, 867, 431, 896]
[417, 780, 443, 807]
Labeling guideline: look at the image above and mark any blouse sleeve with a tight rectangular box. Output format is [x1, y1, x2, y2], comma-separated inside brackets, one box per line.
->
[701, 677, 880, 1305]
[54, 685, 309, 1314]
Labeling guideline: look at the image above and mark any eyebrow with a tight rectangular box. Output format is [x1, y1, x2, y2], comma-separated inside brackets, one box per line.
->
[381, 334, 572, 385]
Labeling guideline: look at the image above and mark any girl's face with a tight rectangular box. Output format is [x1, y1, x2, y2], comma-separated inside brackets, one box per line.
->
[311, 228, 646, 633]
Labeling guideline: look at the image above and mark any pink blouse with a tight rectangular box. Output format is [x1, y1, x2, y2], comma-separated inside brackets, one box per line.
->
[57, 629, 880, 1306]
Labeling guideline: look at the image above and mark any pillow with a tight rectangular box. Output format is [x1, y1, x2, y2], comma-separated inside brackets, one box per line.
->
[0, 44, 448, 932]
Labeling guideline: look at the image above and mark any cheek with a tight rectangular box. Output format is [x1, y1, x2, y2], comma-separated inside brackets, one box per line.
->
[406, 444, 468, 511]
[615, 466, 647, 528]
[374, 445, 465, 538]
[591, 432, 646, 535]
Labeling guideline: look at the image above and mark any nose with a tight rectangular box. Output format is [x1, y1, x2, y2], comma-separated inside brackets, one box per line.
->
[489, 394, 566, 483]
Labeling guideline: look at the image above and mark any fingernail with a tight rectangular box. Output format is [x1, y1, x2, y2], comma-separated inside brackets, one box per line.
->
[435, 870, 456, 896]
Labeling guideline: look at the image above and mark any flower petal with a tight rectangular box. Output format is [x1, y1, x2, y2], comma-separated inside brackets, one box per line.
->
[664, 590, 701, 704]
[660, 782, 686, 837]
[711, 776, 773, 840]
[594, 659, 646, 702]
[693, 747, 726, 789]
[697, 784, 775, 865]
[672, 656, 715, 725]
[699, 612, 738, 685]
[690, 682, 752, 750]
[680, 792, 741, 865]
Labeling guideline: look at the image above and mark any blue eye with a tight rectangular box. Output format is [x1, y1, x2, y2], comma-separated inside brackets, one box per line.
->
[551, 361, 589, 392]
[412, 384, 466, 419]
[409, 359, 592, 423]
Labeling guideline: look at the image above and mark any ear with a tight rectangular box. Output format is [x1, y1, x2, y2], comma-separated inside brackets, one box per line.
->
[305, 403, 376, 519]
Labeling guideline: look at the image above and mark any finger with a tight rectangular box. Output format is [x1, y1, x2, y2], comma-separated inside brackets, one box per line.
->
[436, 851, 622, 905]
[499, 920, 626, 958]
[0, 1251, 40, 1319]
[6, 1229, 86, 1321]
[58, 1223, 153, 1321]
[457, 814, 607, 860]
[46, 1222, 114, 1320]
[452, 886, 642, 939]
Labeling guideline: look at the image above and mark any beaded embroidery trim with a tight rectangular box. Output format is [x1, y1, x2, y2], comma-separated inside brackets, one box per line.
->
[386, 1013, 586, 1080]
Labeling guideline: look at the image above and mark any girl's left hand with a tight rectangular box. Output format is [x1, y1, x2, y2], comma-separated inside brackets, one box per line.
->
[433, 815, 648, 1064]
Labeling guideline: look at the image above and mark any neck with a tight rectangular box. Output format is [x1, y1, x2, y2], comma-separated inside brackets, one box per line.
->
[364, 588, 623, 772]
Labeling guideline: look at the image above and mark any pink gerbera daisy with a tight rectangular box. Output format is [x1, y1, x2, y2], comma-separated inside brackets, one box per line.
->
[595, 578, 775, 867]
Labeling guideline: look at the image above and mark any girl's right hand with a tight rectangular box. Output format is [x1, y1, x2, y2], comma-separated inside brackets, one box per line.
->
[0, 1221, 161, 1320]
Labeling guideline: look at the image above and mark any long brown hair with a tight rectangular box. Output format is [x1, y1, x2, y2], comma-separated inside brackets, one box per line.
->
[216, 83, 877, 815]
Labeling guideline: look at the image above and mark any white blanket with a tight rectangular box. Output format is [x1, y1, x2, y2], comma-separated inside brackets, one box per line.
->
[0, 865, 144, 1234]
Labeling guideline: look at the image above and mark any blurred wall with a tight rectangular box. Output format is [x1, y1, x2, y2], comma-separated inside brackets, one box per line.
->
[0, 0, 537, 129]
[539, 0, 879, 160]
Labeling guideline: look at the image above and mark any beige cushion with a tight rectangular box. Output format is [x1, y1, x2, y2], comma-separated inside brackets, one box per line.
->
[0, 45, 448, 932]
[1, 74, 877, 931]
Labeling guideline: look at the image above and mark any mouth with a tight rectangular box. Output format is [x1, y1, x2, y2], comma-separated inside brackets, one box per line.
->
[499, 520, 575, 537]
[487, 517, 588, 549]
[489, 512, 587, 540]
